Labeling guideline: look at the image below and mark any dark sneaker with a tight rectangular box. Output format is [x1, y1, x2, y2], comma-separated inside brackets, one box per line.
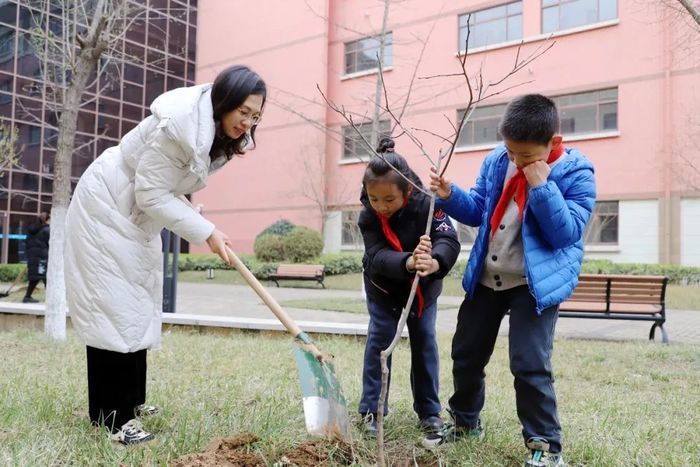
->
[109, 419, 154, 445]
[419, 415, 444, 434]
[421, 419, 484, 448]
[362, 413, 378, 438]
[22, 297, 38, 303]
[524, 437, 565, 466]
[135, 404, 160, 417]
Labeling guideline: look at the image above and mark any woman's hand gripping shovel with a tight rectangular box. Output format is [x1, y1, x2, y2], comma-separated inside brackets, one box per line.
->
[224, 247, 351, 443]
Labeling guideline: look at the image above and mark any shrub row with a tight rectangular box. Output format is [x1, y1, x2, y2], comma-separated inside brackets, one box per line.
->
[178, 252, 363, 279]
[447, 258, 700, 285]
[0, 264, 26, 283]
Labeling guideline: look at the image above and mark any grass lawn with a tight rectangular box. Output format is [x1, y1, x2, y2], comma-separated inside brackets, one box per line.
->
[1, 328, 698, 465]
[279, 298, 368, 314]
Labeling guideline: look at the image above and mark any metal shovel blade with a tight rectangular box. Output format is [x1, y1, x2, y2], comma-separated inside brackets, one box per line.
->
[293, 343, 352, 443]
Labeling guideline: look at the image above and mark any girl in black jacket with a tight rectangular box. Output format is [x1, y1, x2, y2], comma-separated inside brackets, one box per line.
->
[358, 137, 460, 436]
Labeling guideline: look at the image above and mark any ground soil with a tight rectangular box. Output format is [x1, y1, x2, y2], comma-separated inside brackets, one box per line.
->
[172, 433, 354, 467]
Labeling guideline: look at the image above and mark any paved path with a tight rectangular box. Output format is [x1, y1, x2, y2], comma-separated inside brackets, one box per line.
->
[176, 282, 700, 345]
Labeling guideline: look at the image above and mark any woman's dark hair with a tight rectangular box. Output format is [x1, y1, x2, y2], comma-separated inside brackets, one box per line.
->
[211, 65, 267, 156]
[499, 94, 559, 145]
[362, 137, 421, 196]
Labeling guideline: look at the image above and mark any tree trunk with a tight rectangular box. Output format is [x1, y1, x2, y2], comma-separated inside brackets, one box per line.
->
[678, 0, 700, 26]
[370, 0, 391, 148]
[44, 48, 100, 340]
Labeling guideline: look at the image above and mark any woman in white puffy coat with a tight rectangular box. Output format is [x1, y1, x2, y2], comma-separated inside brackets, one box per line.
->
[64, 65, 266, 445]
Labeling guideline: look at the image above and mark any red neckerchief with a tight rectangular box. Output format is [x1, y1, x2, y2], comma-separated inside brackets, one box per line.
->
[490, 143, 565, 238]
[376, 198, 425, 318]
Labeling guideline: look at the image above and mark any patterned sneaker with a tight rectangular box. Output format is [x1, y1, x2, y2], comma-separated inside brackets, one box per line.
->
[419, 415, 445, 434]
[421, 419, 484, 448]
[109, 419, 154, 445]
[135, 404, 160, 417]
[524, 437, 565, 466]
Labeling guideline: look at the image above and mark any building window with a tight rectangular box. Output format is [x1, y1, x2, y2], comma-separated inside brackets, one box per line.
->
[28, 125, 41, 145]
[459, 2, 522, 51]
[585, 201, 618, 244]
[456, 222, 478, 246]
[341, 210, 363, 248]
[456, 104, 507, 147]
[342, 120, 390, 160]
[344, 33, 393, 75]
[553, 88, 617, 136]
[542, 0, 617, 34]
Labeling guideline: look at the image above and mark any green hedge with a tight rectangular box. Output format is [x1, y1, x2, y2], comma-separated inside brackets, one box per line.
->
[0, 264, 26, 282]
[580, 259, 700, 285]
[254, 234, 286, 262]
[178, 252, 363, 279]
[282, 226, 323, 263]
[447, 258, 700, 285]
[255, 219, 295, 241]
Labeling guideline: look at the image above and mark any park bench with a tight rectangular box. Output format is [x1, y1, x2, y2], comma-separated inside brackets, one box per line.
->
[558, 274, 669, 343]
[269, 264, 326, 288]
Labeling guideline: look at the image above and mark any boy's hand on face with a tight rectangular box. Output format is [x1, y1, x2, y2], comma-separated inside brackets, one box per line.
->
[522, 160, 551, 187]
[429, 167, 452, 200]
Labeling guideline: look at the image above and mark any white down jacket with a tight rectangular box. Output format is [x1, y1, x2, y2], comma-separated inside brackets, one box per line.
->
[65, 84, 223, 353]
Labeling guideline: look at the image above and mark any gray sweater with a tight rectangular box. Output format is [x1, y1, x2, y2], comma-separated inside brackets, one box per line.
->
[480, 157, 565, 291]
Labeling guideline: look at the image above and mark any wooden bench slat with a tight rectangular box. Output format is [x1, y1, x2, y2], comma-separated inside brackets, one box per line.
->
[608, 295, 663, 305]
[559, 301, 660, 315]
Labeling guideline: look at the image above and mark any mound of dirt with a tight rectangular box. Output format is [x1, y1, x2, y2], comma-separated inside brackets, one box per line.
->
[173, 433, 354, 467]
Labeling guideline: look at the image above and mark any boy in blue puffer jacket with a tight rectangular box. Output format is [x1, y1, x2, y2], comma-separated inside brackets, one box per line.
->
[423, 94, 596, 467]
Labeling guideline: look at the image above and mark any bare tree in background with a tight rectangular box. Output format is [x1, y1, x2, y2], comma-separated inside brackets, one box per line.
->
[18, 0, 186, 340]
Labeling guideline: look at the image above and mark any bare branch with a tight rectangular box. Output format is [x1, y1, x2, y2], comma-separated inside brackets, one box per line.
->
[376, 57, 436, 166]
[411, 127, 454, 145]
[317, 84, 431, 196]
[394, 20, 436, 125]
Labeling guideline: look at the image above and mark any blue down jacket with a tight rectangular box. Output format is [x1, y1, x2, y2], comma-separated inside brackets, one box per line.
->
[437, 144, 596, 313]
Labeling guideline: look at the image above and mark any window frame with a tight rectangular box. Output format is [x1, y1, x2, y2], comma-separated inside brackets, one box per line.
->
[553, 87, 618, 137]
[458, 1, 523, 52]
[542, 0, 618, 34]
[340, 209, 363, 249]
[341, 120, 390, 161]
[584, 200, 619, 245]
[344, 32, 393, 76]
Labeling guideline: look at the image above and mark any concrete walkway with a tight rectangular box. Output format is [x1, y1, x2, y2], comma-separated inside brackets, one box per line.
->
[176, 282, 700, 345]
[1, 280, 697, 344]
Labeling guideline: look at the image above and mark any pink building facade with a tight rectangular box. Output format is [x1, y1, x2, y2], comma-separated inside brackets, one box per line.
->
[195, 0, 700, 265]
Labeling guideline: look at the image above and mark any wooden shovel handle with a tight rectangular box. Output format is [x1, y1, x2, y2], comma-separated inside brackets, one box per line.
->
[224, 247, 323, 357]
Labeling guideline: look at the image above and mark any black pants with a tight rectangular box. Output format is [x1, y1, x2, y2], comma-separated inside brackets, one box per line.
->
[449, 284, 562, 453]
[24, 278, 45, 298]
[86, 346, 147, 432]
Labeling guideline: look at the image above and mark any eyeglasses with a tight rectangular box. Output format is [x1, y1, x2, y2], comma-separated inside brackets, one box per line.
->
[236, 107, 262, 125]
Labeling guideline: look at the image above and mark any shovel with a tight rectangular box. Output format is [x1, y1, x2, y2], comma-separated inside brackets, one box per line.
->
[224, 247, 352, 443]
[0, 267, 26, 298]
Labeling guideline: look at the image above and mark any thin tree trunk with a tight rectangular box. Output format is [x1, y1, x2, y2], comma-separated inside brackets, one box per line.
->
[370, 0, 391, 149]
[678, 0, 700, 26]
[45, 49, 98, 340]
[45, 0, 108, 339]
